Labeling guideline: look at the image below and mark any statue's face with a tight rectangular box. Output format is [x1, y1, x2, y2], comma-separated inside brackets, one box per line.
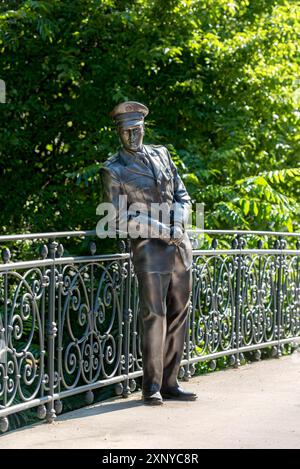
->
[118, 124, 144, 152]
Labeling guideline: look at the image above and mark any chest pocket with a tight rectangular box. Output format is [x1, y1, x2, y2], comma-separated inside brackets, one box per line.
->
[124, 171, 158, 189]
[123, 173, 156, 205]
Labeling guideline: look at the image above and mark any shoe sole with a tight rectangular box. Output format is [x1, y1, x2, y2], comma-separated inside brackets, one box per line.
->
[143, 399, 164, 406]
[161, 394, 198, 401]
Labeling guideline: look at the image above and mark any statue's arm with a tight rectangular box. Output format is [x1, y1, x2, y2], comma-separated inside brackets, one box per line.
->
[165, 148, 192, 233]
[99, 166, 128, 237]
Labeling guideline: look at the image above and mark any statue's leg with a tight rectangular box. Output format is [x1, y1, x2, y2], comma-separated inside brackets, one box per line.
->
[136, 271, 171, 396]
[161, 257, 192, 390]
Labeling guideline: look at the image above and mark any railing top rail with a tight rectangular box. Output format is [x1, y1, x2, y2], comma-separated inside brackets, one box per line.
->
[0, 230, 97, 242]
[189, 229, 300, 238]
[0, 228, 299, 243]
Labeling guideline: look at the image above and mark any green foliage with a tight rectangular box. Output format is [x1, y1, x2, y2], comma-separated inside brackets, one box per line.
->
[0, 0, 299, 235]
[197, 167, 300, 230]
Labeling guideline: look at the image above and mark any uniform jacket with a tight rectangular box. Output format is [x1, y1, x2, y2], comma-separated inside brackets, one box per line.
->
[100, 144, 193, 273]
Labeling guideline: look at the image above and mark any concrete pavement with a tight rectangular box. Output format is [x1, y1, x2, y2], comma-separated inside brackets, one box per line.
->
[1, 354, 300, 449]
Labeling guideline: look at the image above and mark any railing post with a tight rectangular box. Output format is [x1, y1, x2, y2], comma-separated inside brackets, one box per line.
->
[232, 236, 242, 367]
[0, 248, 11, 433]
[274, 237, 285, 358]
[277, 238, 283, 357]
[46, 239, 58, 423]
[122, 238, 132, 398]
[255, 238, 263, 360]
[54, 242, 64, 415]
[296, 240, 300, 339]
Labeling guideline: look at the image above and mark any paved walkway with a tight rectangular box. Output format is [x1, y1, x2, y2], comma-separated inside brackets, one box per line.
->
[1, 354, 300, 449]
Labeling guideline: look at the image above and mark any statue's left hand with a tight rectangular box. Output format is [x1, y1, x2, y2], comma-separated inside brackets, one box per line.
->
[169, 225, 185, 246]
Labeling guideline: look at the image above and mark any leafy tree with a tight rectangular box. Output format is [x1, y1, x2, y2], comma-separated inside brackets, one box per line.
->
[0, 0, 299, 237]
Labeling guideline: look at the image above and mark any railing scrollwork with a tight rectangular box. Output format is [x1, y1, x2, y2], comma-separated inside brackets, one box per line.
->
[0, 229, 299, 433]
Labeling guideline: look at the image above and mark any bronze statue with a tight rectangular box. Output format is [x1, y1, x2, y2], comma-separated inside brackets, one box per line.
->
[100, 101, 197, 405]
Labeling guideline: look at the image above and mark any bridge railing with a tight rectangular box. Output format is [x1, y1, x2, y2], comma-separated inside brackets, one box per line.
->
[0, 229, 299, 433]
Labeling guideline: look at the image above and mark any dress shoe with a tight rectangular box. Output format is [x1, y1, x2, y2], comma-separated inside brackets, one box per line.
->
[142, 391, 163, 406]
[161, 386, 197, 401]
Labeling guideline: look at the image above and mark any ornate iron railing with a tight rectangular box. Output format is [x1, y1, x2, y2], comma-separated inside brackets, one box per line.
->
[0, 229, 299, 433]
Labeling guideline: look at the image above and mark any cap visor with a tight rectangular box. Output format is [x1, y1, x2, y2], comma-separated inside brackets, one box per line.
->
[117, 119, 144, 129]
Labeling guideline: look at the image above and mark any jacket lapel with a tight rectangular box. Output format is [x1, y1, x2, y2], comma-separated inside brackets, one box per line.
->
[118, 148, 150, 178]
[143, 145, 163, 184]
[119, 146, 165, 185]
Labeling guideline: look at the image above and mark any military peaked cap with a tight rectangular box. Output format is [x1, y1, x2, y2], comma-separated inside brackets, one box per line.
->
[110, 101, 149, 129]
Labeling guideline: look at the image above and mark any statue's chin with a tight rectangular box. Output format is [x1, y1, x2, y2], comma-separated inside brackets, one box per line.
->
[125, 144, 141, 152]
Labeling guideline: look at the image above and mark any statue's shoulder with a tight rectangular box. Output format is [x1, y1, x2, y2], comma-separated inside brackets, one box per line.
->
[101, 152, 124, 180]
[103, 152, 120, 168]
[146, 144, 170, 165]
[147, 144, 165, 151]
[145, 144, 168, 157]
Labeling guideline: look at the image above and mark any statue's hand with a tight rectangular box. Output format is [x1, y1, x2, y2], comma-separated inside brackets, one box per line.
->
[128, 212, 172, 241]
[169, 225, 184, 246]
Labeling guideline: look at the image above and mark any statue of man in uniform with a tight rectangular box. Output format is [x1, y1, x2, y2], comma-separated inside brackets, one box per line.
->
[100, 101, 197, 405]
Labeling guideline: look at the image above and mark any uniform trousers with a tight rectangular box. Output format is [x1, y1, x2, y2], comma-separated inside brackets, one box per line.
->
[136, 258, 192, 396]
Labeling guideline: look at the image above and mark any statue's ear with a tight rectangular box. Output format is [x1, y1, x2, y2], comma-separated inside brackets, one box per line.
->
[116, 127, 122, 143]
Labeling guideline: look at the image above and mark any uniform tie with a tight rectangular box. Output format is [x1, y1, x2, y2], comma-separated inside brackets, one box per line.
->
[136, 149, 154, 175]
